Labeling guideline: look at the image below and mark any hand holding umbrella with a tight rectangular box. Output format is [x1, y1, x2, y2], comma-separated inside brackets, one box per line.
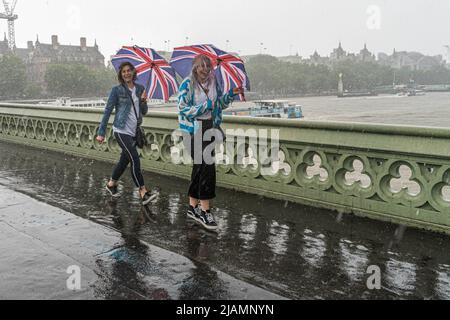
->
[141, 90, 148, 103]
[232, 87, 245, 96]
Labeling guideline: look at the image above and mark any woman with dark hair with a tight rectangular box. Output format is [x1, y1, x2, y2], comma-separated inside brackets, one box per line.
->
[178, 55, 243, 231]
[96, 62, 156, 205]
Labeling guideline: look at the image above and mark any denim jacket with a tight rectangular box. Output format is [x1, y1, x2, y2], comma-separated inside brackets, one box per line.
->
[97, 83, 149, 137]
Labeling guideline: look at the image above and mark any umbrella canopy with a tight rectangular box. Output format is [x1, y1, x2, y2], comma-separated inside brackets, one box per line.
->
[111, 46, 178, 102]
[170, 44, 250, 101]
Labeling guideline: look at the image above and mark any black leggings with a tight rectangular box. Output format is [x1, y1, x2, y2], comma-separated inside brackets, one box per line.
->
[187, 120, 216, 201]
[112, 132, 145, 188]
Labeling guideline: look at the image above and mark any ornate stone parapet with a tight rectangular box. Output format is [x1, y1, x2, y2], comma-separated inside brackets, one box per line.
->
[1, 102, 450, 234]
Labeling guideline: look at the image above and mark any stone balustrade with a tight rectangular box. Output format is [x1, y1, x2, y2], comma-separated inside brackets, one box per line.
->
[1, 102, 450, 234]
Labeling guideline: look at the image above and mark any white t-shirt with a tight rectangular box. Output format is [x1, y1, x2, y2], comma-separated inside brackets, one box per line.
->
[195, 78, 217, 120]
[113, 86, 140, 137]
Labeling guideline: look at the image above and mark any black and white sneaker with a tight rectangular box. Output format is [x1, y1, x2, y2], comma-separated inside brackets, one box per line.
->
[106, 184, 120, 198]
[141, 191, 158, 206]
[198, 210, 218, 231]
[187, 205, 201, 222]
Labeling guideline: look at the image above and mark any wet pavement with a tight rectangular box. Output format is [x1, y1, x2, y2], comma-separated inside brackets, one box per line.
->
[1, 140, 450, 300]
[0, 185, 282, 300]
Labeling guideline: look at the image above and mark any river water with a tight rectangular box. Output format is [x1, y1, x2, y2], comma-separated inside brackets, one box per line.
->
[157, 92, 450, 127]
[236, 92, 450, 127]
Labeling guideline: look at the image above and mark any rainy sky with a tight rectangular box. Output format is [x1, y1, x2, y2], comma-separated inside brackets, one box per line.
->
[7, 0, 450, 59]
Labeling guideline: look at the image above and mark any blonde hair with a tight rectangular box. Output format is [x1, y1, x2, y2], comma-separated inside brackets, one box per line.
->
[192, 55, 213, 88]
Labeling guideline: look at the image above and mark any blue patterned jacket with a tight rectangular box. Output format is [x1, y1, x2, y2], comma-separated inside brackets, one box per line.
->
[177, 76, 234, 134]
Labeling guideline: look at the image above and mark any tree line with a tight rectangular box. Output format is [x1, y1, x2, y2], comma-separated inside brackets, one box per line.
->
[245, 55, 450, 96]
[0, 54, 116, 100]
[45, 63, 116, 98]
[1, 53, 450, 100]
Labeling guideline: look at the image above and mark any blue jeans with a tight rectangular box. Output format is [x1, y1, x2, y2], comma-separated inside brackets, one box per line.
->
[112, 132, 145, 188]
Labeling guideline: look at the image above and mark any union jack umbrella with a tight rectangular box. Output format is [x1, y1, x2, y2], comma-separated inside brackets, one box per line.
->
[111, 46, 178, 102]
[170, 44, 250, 101]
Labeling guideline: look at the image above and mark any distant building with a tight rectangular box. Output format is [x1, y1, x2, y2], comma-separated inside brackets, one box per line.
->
[358, 44, 376, 62]
[328, 42, 375, 63]
[278, 53, 303, 64]
[240, 54, 257, 63]
[198, 42, 446, 73]
[330, 42, 347, 61]
[0, 35, 105, 88]
[297, 43, 375, 66]
[308, 50, 329, 66]
[378, 49, 444, 71]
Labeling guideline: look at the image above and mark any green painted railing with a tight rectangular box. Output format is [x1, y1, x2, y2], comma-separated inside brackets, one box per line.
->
[1, 102, 450, 234]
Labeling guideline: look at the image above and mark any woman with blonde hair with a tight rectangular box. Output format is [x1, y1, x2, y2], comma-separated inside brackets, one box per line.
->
[177, 55, 243, 230]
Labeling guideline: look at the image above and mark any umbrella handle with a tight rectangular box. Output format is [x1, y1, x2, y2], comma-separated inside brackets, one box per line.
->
[238, 80, 246, 102]
[144, 66, 154, 98]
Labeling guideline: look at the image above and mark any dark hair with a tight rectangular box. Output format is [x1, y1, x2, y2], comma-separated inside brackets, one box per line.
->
[117, 62, 137, 84]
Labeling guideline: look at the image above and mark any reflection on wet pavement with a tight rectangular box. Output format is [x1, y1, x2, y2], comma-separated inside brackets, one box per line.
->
[1, 140, 450, 300]
[0, 185, 282, 300]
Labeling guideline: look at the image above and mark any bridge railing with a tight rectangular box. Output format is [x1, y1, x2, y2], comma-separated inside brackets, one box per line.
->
[1, 102, 450, 234]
